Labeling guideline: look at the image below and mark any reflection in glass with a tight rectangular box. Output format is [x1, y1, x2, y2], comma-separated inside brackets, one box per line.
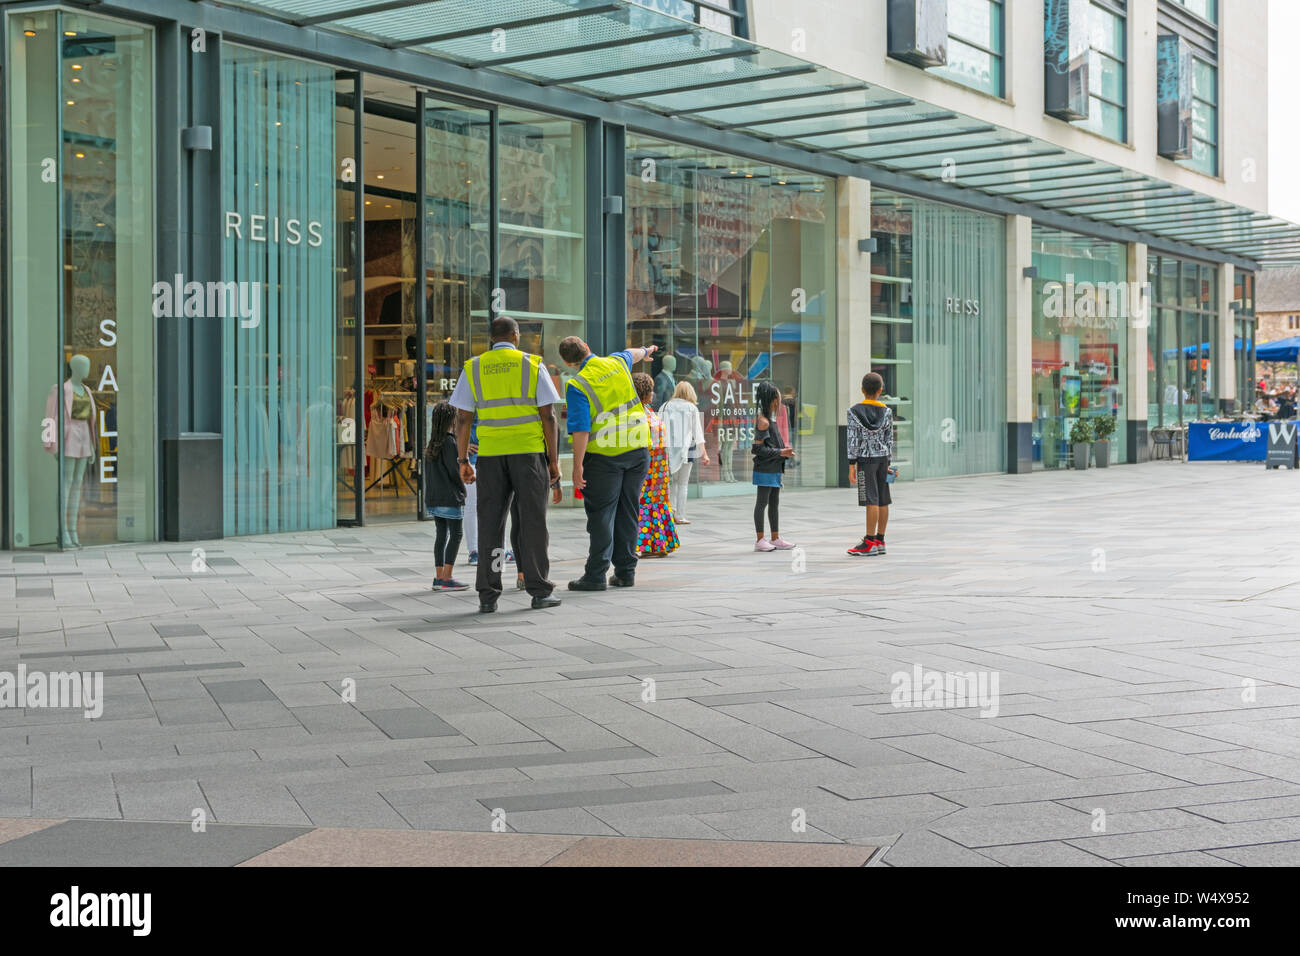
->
[624, 136, 835, 497]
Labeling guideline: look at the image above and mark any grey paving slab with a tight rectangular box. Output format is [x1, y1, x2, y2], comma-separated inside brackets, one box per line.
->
[478, 781, 732, 814]
[362, 707, 460, 740]
[0, 820, 308, 866]
[4, 464, 1300, 865]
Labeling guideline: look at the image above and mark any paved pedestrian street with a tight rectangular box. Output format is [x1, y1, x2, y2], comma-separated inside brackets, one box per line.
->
[3, 462, 1299, 867]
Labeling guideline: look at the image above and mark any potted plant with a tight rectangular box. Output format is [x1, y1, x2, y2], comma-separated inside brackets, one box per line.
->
[1069, 418, 1094, 470]
[1092, 415, 1116, 468]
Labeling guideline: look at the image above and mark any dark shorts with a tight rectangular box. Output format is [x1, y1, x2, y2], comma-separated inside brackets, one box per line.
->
[856, 457, 892, 507]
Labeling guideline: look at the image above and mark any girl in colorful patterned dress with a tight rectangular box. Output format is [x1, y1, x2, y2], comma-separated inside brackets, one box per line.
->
[631, 372, 680, 558]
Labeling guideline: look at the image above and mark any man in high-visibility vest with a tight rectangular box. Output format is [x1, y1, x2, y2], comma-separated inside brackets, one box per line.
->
[558, 335, 658, 591]
[451, 317, 563, 613]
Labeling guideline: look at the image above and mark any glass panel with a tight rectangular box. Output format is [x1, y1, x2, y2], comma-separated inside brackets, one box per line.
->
[1191, 100, 1216, 143]
[1081, 95, 1125, 141]
[931, 36, 1002, 97]
[1089, 4, 1123, 58]
[497, 107, 585, 462]
[335, 77, 358, 523]
[1157, 308, 1179, 425]
[1192, 58, 1216, 104]
[897, 194, 1007, 479]
[1090, 50, 1124, 103]
[1031, 227, 1128, 468]
[625, 134, 836, 499]
[1147, 310, 1160, 429]
[221, 46, 339, 535]
[424, 97, 490, 409]
[870, 194, 915, 479]
[61, 14, 156, 546]
[1178, 0, 1217, 24]
[947, 0, 1000, 50]
[7, 10, 62, 548]
[1180, 312, 1203, 422]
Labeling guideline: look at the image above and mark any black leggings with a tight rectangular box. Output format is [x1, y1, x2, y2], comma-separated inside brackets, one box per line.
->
[434, 517, 463, 567]
[754, 486, 780, 535]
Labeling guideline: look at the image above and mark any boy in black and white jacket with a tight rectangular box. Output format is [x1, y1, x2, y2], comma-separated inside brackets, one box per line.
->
[846, 372, 896, 556]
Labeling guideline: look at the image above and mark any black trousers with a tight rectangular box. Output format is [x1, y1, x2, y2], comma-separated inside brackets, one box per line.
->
[580, 448, 650, 582]
[475, 453, 552, 601]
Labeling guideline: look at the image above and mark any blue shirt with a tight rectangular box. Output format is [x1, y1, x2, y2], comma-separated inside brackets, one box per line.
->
[566, 351, 634, 433]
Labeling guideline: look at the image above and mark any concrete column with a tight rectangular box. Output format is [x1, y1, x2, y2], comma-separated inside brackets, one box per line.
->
[1217, 263, 1236, 413]
[1127, 242, 1149, 462]
[836, 176, 872, 486]
[1005, 214, 1033, 473]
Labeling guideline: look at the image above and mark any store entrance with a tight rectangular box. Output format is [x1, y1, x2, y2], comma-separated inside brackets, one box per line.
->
[335, 76, 489, 525]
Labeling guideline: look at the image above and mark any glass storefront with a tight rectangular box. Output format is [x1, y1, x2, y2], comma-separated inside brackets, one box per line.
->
[1146, 252, 1219, 427]
[870, 191, 1007, 480]
[1031, 227, 1128, 468]
[1233, 271, 1257, 409]
[6, 10, 155, 548]
[623, 135, 837, 495]
[221, 46, 339, 535]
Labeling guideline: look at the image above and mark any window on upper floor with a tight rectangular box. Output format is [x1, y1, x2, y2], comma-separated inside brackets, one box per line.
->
[1077, 1, 1127, 142]
[1187, 55, 1218, 176]
[629, 0, 745, 36]
[1157, 0, 1219, 175]
[930, 0, 1006, 97]
[1173, 0, 1216, 23]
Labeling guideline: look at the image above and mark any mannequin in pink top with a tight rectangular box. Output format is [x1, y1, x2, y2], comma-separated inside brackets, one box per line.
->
[43, 353, 97, 548]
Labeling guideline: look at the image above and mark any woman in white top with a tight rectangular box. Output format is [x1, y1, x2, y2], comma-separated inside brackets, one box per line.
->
[659, 381, 710, 524]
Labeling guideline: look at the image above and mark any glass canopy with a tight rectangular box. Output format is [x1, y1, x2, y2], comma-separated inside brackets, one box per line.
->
[223, 0, 1300, 264]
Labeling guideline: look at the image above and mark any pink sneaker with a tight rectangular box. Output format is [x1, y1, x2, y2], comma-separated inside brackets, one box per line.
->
[754, 538, 776, 552]
[770, 537, 796, 550]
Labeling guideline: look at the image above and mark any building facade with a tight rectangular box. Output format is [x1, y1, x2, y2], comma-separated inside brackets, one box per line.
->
[1, 0, 1293, 549]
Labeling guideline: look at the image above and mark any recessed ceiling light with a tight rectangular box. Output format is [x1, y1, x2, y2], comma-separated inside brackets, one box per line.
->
[71, 64, 82, 70]
[74, 151, 85, 158]
[376, 174, 384, 180]
[66, 100, 75, 106]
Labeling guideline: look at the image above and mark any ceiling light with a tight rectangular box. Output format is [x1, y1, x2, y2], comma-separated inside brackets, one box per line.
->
[376, 174, 384, 180]
[71, 63, 82, 70]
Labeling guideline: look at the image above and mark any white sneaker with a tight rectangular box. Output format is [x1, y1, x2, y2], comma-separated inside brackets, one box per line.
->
[754, 538, 776, 552]
[770, 537, 796, 550]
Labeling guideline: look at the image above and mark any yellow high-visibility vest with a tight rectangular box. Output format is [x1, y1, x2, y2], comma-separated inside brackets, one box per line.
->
[567, 355, 650, 456]
[465, 347, 545, 456]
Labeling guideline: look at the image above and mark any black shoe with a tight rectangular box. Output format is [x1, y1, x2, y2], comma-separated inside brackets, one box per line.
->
[609, 576, 635, 588]
[478, 600, 497, 614]
[567, 578, 607, 591]
[531, 595, 562, 610]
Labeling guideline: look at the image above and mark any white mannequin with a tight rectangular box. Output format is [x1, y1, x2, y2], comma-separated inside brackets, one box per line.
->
[48, 354, 96, 548]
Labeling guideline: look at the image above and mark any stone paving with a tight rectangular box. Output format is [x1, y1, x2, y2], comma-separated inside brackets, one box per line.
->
[2, 460, 1300, 866]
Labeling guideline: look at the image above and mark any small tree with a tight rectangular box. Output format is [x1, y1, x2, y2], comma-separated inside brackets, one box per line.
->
[1093, 415, 1116, 442]
[1069, 418, 1094, 445]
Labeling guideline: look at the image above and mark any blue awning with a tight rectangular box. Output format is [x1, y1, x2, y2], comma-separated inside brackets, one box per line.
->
[1257, 337, 1300, 362]
[1162, 339, 1244, 358]
[220, 0, 1300, 265]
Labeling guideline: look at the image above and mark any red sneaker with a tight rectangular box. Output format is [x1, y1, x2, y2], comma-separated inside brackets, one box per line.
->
[847, 537, 880, 556]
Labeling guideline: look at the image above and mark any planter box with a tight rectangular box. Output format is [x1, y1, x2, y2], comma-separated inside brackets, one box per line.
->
[1094, 439, 1110, 468]
[1072, 443, 1090, 470]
